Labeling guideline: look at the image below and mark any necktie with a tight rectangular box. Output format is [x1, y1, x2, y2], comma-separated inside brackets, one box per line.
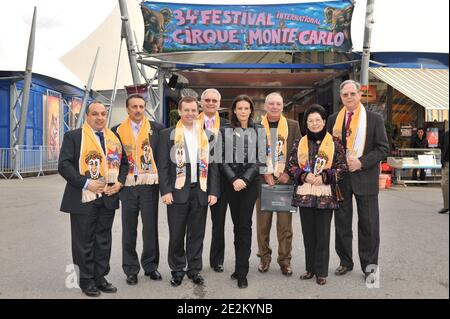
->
[95, 131, 106, 154]
[345, 112, 353, 137]
[206, 118, 214, 129]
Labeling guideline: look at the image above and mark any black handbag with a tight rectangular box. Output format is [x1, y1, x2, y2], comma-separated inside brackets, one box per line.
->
[260, 184, 297, 213]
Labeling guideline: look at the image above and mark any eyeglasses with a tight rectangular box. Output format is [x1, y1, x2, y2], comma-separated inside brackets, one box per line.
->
[203, 98, 219, 103]
[341, 92, 358, 98]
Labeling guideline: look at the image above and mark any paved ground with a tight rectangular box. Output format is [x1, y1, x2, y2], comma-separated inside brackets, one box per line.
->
[0, 174, 448, 299]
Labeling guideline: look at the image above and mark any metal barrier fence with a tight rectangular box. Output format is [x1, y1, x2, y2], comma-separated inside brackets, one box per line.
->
[0, 145, 59, 180]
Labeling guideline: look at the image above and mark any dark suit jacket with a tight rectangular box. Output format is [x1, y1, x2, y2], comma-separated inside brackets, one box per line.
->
[111, 120, 165, 169]
[158, 127, 220, 205]
[58, 128, 129, 214]
[327, 108, 389, 195]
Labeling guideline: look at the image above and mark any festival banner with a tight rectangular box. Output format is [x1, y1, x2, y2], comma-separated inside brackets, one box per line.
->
[70, 97, 82, 130]
[46, 95, 61, 162]
[141, 1, 353, 53]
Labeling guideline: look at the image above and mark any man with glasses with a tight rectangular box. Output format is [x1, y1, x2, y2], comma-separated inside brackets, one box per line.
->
[199, 88, 230, 273]
[326, 80, 389, 283]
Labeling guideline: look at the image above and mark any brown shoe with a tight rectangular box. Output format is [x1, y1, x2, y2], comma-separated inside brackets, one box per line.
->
[299, 271, 314, 280]
[334, 265, 353, 276]
[316, 276, 327, 285]
[280, 265, 293, 276]
[258, 261, 270, 273]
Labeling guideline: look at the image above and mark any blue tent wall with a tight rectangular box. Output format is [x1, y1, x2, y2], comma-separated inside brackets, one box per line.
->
[14, 81, 44, 147]
[0, 73, 83, 148]
[0, 81, 10, 148]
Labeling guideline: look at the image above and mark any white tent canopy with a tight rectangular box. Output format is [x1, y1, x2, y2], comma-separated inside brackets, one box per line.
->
[1, 0, 448, 90]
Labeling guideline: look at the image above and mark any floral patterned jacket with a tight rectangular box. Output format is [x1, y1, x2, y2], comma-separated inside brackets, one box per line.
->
[286, 136, 347, 209]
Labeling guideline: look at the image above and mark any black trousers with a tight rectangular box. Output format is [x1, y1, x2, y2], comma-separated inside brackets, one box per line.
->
[335, 176, 380, 272]
[70, 197, 115, 289]
[225, 178, 259, 279]
[120, 185, 159, 275]
[167, 187, 208, 278]
[209, 181, 228, 267]
[299, 208, 333, 277]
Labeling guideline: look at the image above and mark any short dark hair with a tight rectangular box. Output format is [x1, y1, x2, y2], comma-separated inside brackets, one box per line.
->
[86, 100, 106, 114]
[303, 104, 327, 129]
[178, 96, 199, 110]
[126, 94, 146, 107]
[230, 95, 254, 128]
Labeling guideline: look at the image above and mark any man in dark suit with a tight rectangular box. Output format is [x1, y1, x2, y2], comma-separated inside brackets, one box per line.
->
[199, 88, 229, 273]
[326, 80, 389, 283]
[158, 96, 220, 287]
[58, 101, 129, 297]
[257, 92, 301, 276]
[111, 94, 165, 286]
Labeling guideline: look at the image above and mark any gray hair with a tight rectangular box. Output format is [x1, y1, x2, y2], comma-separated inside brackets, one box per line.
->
[340, 80, 361, 92]
[264, 92, 283, 104]
[200, 88, 221, 101]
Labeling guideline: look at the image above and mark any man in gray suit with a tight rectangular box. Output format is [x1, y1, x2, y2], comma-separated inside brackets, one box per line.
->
[326, 80, 389, 282]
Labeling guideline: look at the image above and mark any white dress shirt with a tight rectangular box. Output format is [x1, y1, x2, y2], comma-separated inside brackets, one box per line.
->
[183, 125, 198, 183]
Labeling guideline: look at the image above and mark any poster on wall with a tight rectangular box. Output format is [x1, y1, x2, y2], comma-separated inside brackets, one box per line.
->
[141, 1, 354, 53]
[70, 97, 82, 130]
[361, 85, 377, 104]
[46, 95, 61, 162]
[426, 127, 439, 148]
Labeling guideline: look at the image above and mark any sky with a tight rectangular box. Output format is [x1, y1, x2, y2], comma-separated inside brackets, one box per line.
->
[0, 0, 448, 89]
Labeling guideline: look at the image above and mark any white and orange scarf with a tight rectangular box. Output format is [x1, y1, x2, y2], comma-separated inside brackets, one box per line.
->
[261, 114, 288, 177]
[174, 120, 209, 192]
[116, 116, 158, 186]
[332, 103, 367, 157]
[79, 123, 122, 203]
[296, 132, 334, 197]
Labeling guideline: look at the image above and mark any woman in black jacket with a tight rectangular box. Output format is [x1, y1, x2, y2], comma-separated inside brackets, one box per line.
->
[220, 95, 266, 288]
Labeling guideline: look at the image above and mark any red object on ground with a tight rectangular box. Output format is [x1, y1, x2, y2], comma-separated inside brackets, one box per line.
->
[385, 175, 391, 188]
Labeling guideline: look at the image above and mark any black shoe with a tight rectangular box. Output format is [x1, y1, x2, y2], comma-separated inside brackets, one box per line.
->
[170, 276, 183, 287]
[213, 265, 224, 273]
[97, 281, 117, 293]
[237, 277, 248, 288]
[334, 265, 353, 276]
[438, 208, 449, 214]
[145, 270, 162, 280]
[230, 272, 238, 280]
[316, 276, 327, 285]
[82, 284, 101, 297]
[126, 274, 138, 285]
[299, 271, 315, 280]
[188, 274, 205, 285]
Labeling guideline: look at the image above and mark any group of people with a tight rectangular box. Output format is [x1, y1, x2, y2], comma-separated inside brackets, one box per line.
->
[58, 79, 390, 297]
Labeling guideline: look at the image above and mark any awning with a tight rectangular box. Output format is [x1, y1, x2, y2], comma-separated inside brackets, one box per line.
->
[370, 67, 449, 122]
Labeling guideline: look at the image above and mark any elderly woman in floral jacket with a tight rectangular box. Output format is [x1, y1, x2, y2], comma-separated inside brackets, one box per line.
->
[286, 104, 347, 285]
